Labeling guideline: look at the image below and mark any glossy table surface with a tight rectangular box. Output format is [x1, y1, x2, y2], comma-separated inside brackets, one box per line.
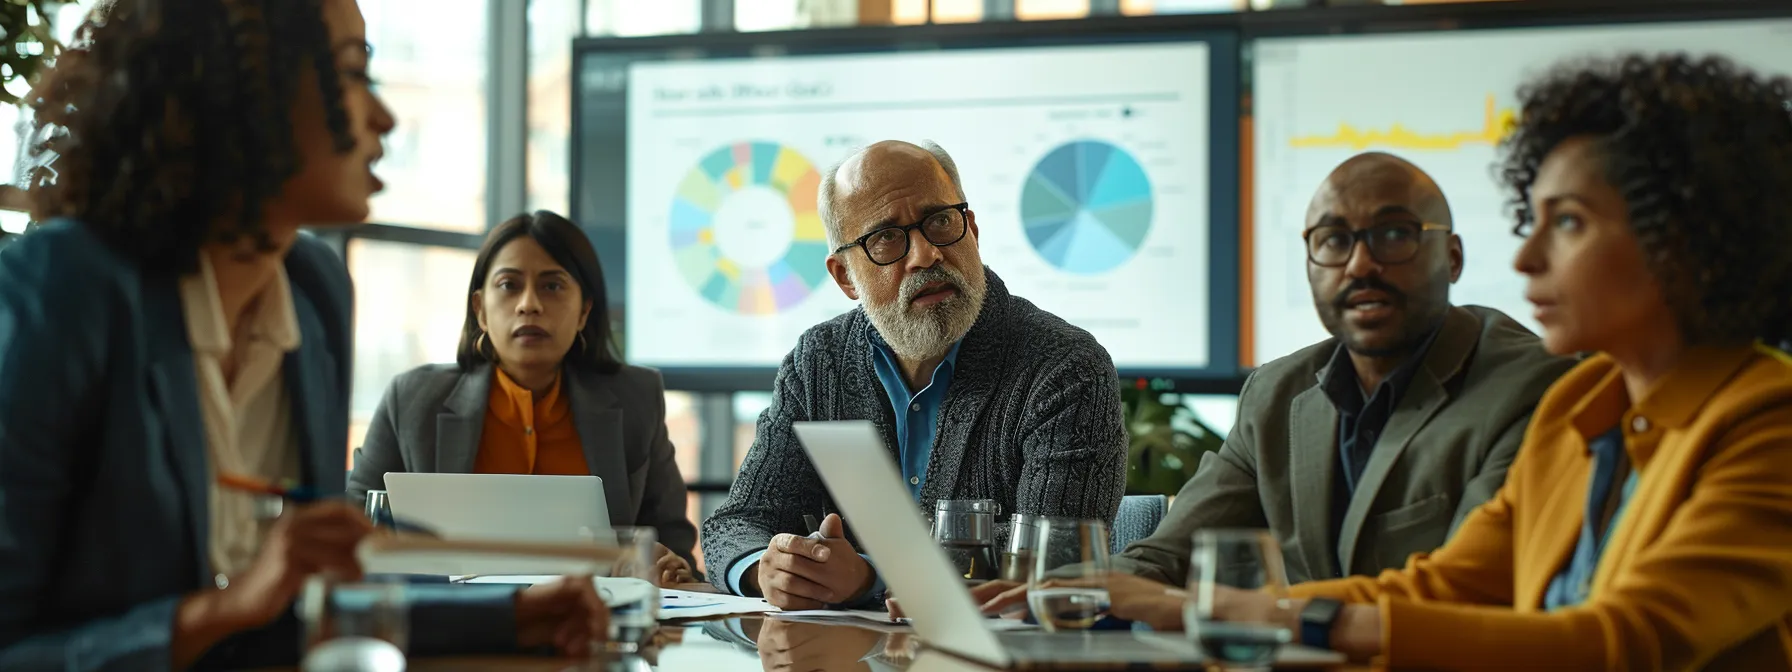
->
[294, 584, 1365, 671]
[409, 581, 1365, 672]
[409, 615, 1366, 672]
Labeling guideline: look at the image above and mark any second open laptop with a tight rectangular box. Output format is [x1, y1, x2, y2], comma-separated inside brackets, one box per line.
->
[791, 420, 1346, 670]
[383, 472, 611, 543]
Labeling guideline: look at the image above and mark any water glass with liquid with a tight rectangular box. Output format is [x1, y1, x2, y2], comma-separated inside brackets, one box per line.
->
[362, 490, 393, 530]
[1001, 513, 1044, 583]
[298, 575, 408, 672]
[933, 499, 1001, 583]
[1025, 518, 1111, 632]
[585, 526, 662, 649]
[1185, 529, 1294, 671]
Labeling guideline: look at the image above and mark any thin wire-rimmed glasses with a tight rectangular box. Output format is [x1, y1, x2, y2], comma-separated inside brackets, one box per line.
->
[834, 202, 970, 266]
[1302, 221, 1450, 267]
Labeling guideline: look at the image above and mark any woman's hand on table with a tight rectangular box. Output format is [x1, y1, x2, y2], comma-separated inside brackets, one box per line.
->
[971, 574, 1189, 630]
[514, 575, 611, 656]
[173, 502, 373, 667]
[1104, 574, 1189, 630]
[229, 502, 373, 625]
[653, 543, 694, 586]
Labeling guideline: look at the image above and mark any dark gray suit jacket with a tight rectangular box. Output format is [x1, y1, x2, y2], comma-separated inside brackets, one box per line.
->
[701, 268, 1128, 594]
[1113, 305, 1574, 585]
[347, 362, 698, 568]
[0, 220, 524, 671]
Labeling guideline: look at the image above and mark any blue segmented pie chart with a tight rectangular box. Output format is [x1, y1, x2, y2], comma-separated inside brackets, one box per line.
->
[1020, 140, 1154, 275]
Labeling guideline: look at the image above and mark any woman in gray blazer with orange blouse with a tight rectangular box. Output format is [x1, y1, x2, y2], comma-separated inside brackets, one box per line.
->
[348, 211, 697, 581]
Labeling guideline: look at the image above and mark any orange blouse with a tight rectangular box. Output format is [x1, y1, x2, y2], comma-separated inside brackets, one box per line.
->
[473, 367, 590, 475]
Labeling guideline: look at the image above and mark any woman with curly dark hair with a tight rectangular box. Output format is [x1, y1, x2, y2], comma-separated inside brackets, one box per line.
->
[1089, 53, 1792, 670]
[0, 0, 607, 668]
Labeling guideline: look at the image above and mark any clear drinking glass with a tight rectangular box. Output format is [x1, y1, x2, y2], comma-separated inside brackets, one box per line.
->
[586, 526, 661, 649]
[1025, 518, 1111, 632]
[1185, 529, 1294, 672]
[933, 499, 1001, 583]
[298, 575, 408, 671]
[1001, 513, 1044, 583]
[362, 490, 393, 530]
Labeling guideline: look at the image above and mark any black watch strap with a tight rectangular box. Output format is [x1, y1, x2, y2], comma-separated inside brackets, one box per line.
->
[1299, 597, 1344, 650]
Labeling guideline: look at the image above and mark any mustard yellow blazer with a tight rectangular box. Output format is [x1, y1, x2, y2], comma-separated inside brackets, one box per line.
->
[1289, 344, 1792, 671]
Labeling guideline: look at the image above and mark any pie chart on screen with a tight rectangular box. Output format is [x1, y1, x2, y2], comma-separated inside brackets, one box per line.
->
[1020, 140, 1154, 275]
[667, 141, 831, 315]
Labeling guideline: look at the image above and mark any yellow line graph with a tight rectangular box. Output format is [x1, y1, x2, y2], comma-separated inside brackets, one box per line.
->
[1290, 95, 1518, 151]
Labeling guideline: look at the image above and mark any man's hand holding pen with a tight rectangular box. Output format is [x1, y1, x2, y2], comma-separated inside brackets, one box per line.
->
[746, 512, 875, 610]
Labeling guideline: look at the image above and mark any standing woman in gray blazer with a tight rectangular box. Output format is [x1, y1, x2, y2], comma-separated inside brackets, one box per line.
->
[348, 210, 698, 582]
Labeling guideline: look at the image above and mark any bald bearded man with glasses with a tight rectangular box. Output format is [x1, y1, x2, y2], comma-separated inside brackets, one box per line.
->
[1108, 152, 1574, 587]
[701, 140, 1127, 610]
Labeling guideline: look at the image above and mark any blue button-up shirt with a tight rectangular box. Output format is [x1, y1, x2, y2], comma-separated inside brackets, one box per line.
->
[1545, 426, 1639, 610]
[869, 334, 962, 500]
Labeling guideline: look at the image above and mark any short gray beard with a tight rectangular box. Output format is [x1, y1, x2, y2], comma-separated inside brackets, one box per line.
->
[855, 265, 987, 361]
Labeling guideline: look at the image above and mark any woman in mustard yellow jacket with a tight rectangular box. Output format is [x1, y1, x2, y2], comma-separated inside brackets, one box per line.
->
[1091, 53, 1792, 670]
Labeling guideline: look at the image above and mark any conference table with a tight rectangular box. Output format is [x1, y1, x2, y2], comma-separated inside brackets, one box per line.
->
[395, 584, 1370, 672]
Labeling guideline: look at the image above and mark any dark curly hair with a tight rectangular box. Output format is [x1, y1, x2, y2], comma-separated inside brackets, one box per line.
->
[456, 211, 624, 375]
[27, 0, 353, 273]
[1498, 53, 1792, 346]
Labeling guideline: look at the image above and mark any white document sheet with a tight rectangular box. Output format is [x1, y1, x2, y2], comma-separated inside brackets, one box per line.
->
[658, 588, 781, 620]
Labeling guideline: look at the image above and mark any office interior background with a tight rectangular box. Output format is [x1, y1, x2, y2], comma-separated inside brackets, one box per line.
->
[2, 0, 1784, 573]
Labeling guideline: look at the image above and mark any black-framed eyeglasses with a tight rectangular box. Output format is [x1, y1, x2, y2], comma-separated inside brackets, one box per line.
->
[1302, 221, 1450, 267]
[834, 203, 970, 266]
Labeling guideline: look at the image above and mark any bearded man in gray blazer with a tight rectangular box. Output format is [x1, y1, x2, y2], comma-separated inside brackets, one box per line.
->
[1111, 152, 1574, 587]
[702, 140, 1127, 609]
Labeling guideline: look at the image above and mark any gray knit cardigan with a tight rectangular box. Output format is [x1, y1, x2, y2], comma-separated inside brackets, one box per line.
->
[701, 267, 1128, 594]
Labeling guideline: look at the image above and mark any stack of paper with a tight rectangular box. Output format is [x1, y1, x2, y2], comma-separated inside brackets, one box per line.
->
[451, 576, 780, 621]
[772, 609, 1038, 634]
[357, 535, 624, 577]
[658, 588, 780, 620]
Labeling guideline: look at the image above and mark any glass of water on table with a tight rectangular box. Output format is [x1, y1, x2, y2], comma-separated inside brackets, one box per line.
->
[1186, 529, 1294, 671]
[1026, 518, 1111, 632]
[298, 576, 408, 672]
[1001, 513, 1044, 583]
[586, 526, 662, 650]
[933, 499, 1001, 583]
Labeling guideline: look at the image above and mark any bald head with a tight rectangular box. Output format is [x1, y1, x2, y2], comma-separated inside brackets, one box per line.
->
[1306, 152, 1452, 230]
[819, 140, 965, 249]
[1302, 151, 1463, 362]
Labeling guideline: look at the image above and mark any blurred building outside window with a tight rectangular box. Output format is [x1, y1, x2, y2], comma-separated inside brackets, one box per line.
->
[345, 240, 478, 460]
[1121, 0, 1246, 14]
[342, 0, 490, 460]
[1017, 0, 1089, 20]
[362, 0, 488, 233]
[585, 0, 703, 36]
[527, 0, 578, 215]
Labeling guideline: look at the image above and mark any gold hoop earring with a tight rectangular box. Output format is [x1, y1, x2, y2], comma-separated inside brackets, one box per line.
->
[577, 332, 590, 354]
[476, 332, 493, 361]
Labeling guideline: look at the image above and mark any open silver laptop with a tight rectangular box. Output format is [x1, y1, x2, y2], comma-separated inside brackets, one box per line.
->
[792, 420, 1346, 670]
[383, 473, 611, 543]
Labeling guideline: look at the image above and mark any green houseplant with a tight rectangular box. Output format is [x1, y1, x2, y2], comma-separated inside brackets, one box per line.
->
[1121, 388, 1224, 497]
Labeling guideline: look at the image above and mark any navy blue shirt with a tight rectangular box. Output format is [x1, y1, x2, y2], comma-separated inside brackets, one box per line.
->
[1317, 329, 1438, 563]
[1544, 426, 1639, 610]
[1318, 333, 1437, 493]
